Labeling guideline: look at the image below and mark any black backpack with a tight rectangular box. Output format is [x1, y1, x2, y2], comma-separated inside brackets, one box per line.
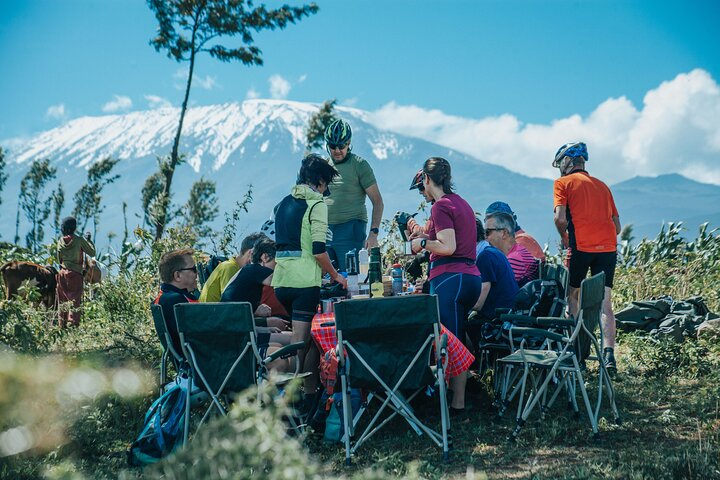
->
[198, 255, 228, 287]
[513, 279, 563, 318]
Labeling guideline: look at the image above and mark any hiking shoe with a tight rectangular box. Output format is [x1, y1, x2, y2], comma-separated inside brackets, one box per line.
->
[603, 348, 617, 375]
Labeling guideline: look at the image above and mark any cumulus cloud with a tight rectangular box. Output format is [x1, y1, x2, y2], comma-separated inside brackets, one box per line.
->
[144, 95, 172, 109]
[269, 74, 291, 99]
[368, 69, 720, 185]
[102, 95, 132, 113]
[246, 87, 260, 100]
[45, 103, 66, 120]
[195, 75, 217, 90]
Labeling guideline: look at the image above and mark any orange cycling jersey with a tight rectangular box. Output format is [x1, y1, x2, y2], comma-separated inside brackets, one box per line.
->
[553, 170, 618, 253]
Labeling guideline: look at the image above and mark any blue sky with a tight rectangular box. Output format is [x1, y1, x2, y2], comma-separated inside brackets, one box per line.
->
[1, 0, 719, 183]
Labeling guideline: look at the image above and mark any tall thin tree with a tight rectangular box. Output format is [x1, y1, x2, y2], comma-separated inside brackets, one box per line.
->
[73, 156, 120, 236]
[305, 99, 338, 153]
[0, 146, 8, 207]
[147, 0, 319, 240]
[52, 183, 65, 237]
[19, 158, 57, 252]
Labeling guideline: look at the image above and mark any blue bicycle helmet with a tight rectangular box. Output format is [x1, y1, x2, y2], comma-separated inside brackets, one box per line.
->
[324, 119, 352, 147]
[553, 142, 588, 168]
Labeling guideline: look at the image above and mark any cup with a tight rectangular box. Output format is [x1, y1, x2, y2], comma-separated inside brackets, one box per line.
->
[321, 299, 334, 313]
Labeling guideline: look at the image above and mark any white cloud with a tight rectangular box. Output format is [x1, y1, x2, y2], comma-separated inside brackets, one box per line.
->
[196, 75, 217, 90]
[245, 87, 260, 100]
[269, 74, 291, 99]
[144, 95, 172, 109]
[368, 69, 720, 185]
[297, 74, 307, 83]
[45, 103, 66, 120]
[102, 95, 132, 113]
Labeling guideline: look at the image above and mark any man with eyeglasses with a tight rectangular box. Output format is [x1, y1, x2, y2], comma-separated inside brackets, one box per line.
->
[153, 248, 199, 355]
[484, 212, 538, 288]
[324, 118, 384, 271]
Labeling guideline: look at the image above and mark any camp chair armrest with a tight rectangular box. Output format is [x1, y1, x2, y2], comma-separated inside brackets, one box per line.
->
[510, 326, 567, 343]
[494, 308, 512, 317]
[500, 313, 537, 326]
[265, 341, 305, 362]
[535, 317, 575, 328]
[440, 333, 448, 352]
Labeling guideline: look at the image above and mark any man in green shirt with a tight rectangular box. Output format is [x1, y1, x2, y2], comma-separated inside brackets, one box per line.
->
[324, 118, 384, 271]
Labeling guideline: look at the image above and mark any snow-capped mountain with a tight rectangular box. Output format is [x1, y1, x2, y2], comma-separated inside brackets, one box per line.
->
[4, 99, 720, 251]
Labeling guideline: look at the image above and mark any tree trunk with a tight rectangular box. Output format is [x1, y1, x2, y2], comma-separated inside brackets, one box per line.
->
[155, 34, 198, 241]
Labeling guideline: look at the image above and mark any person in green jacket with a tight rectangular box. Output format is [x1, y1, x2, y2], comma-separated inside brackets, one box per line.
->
[272, 154, 347, 414]
[57, 216, 95, 328]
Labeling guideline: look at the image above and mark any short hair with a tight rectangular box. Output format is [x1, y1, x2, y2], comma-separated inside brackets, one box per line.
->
[486, 212, 516, 238]
[251, 238, 276, 264]
[296, 153, 339, 187]
[476, 216, 486, 242]
[240, 232, 267, 255]
[158, 248, 194, 283]
[61, 216, 77, 236]
[422, 157, 454, 194]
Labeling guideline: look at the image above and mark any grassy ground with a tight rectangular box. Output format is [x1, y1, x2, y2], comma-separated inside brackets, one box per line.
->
[306, 343, 720, 479]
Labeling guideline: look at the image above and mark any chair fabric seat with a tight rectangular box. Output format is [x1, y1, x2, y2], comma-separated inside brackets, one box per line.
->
[498, 350, 574, 368]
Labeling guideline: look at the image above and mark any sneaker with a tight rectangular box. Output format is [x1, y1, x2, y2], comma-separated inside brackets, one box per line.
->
[603, 348, 617, 375]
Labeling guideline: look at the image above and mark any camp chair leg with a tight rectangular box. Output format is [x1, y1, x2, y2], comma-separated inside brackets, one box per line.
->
[183, 375, 192, 446]
[437, 365, 450, 461]
[340, 371, 352, 466]
[572, 356, 599, 434]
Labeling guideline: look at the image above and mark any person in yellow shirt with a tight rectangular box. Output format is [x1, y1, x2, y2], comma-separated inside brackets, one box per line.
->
[198, 232, 266, 302]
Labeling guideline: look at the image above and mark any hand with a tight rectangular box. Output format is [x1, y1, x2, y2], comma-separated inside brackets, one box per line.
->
[408, 230, 428, 241]
[411, 237, 427, 253]
[254, 304, 272, 317]
[266, 317, 291, 330]
[84, 232, 92, 241]
[365, 233, 379, 249]
[414, 278, 425, 293]
[334, 273, 348, 289]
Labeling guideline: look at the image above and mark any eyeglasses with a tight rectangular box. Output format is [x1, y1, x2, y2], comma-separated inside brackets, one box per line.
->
[485, 228, 506, 234]
[177, 266, 197, 274]
[328, 143, 348, 151]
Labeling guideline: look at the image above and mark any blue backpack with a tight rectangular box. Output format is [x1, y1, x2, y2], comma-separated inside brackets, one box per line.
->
[127, 384, 187, 466]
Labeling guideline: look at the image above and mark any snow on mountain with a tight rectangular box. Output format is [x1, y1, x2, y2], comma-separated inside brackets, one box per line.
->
[3, 99, 719, 252]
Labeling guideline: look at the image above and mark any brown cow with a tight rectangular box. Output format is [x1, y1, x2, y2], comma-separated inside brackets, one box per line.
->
[0, 261, 58, 308]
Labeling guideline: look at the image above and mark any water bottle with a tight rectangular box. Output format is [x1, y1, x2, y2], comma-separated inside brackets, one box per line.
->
[358, 248, 369, 280]
[391, 263, 403, 295]
[347, 273, 359, 298]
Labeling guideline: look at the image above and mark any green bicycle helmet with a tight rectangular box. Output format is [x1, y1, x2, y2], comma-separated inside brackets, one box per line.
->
[324, 118, 352, 147]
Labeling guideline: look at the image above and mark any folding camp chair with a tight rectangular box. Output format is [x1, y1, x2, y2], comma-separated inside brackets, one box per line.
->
[174, 302, 306, 444]
[150, 304, 185, 394]
[496, 272, 620, 441]
[334, 294, 450, 465]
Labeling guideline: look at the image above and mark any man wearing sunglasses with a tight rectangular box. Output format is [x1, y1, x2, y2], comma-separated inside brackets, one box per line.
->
[153, 248, 199, 355]
[324, 118, 384, 271]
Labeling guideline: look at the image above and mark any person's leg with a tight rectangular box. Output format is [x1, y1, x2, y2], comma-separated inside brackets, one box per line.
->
[286, 286, 320, 411]
[56, 270, 71, 328]
[68, 273, 84, 327]
[431, 272, 468, 410]
[328, 221, 366, 272]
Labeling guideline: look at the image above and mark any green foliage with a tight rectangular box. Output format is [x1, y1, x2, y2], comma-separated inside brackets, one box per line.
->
[52, 183, 65, 238]
[146, 0, 319, 240]
[73, 157, 120, 236]
[183, 176, 219, 241]
[305, 98, 338, 152]
[211, 185, 254, 256]
[0, 146, 8, 207]
[18, 158, 58, 252]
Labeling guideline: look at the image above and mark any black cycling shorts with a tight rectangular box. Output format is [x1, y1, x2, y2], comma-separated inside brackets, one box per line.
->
[568, 250, 617, 289]
[274, 286, 320, 323]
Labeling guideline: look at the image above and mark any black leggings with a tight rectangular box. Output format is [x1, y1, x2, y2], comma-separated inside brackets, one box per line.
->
[274, 286, 320, 323]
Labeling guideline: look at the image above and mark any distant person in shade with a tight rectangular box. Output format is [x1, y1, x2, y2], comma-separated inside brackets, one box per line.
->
[56, 216, 95, 328]
[552, 142, 620, 373]
[485, 201, 545, 262]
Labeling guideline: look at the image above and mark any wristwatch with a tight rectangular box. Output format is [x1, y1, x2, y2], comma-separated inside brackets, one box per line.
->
[369, 227, 379, 235]
[420, 239, 427, 249]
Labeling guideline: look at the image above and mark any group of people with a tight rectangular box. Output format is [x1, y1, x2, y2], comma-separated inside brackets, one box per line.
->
[154, 117, 621, 417]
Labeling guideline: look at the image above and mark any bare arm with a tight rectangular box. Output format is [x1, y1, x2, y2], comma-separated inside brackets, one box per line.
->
[364, 184, 384, 249]
[471, 282, 491, 312]
[411, 228, 456, 256]
[314, 252, 347, 288]
[612, 215, 621, 235]
[554, 205, 569, 248]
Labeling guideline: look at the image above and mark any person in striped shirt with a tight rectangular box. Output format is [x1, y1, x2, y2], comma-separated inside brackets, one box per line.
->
[484, 212, 538, 288]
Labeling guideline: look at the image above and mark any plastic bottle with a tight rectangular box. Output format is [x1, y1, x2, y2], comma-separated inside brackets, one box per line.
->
[391, 263, 403, 295]
[347, 273, 359, 298]
[358, 248, 369, 280]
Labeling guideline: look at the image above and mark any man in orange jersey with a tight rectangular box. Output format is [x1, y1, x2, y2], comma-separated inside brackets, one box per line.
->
[553, 142, 621, 373]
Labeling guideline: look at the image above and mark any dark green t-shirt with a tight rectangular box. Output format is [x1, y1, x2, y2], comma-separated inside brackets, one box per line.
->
[326, 153, 377, 225]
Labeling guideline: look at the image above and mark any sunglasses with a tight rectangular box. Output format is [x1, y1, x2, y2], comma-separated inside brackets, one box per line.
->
[328, 143, 348, 151]
[485, 228, 506, 234]
[177, 266, 197, 274]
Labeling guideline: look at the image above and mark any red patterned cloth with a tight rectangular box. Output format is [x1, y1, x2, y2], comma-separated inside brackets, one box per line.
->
[311, 312, 474, 378]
